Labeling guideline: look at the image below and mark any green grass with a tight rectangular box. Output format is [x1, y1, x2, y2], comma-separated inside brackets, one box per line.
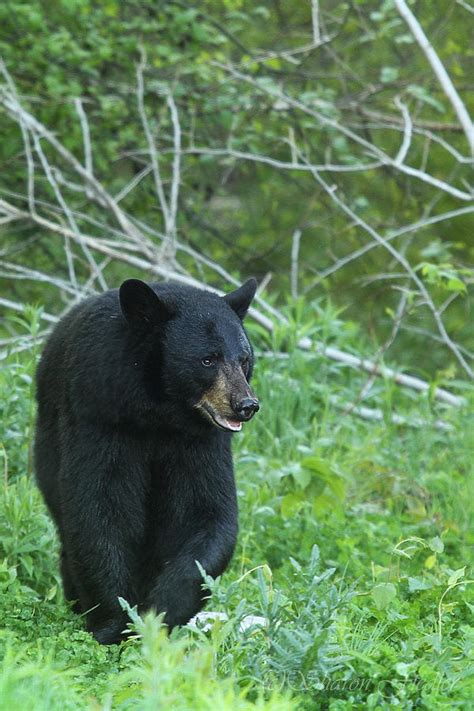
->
[0, 305, 473, 710]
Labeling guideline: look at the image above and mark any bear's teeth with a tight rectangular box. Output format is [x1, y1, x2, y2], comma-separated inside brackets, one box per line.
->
[225, 419, 243, 432]
[215, 416, 242, 432]
[208, 409, 243, 432]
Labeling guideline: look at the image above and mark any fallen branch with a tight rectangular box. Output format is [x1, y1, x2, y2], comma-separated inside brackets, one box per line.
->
[329, 396, 453, 432]
[258, 349, 465, 408]
[318, 344, 465, 408]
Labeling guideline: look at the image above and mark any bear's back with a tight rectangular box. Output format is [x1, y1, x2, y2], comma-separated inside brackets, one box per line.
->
[36, 290, 128, 418]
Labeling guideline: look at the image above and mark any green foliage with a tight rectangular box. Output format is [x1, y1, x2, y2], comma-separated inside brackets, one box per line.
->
[1, 1, 473, 373]
[0, 308, 473, 708]
[417, 262, 471, 294]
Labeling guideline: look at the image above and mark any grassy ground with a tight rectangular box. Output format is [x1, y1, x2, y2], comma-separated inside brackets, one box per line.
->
[0, 305, 473, 710]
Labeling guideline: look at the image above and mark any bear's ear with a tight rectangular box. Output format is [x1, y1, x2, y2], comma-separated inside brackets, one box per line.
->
[223, 278, 257, 320]
[119, 279, 173, 328]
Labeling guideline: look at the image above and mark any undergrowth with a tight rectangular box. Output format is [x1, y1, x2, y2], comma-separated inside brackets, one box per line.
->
[0, 303, 473, 709]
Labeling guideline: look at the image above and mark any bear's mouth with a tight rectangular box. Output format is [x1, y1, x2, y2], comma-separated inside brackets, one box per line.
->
[209, 411, 243, 432]
[197, 404, 243, 432]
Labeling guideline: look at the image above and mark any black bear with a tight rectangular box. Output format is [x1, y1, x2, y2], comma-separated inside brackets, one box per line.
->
[34, 278, 259, 644]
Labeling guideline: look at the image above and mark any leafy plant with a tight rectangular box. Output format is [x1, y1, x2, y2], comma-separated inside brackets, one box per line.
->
[0, 307, 472, 708]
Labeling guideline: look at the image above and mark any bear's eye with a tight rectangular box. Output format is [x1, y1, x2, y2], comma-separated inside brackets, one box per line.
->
[241, 355, 250, 374]
[201, 357, 215, 367]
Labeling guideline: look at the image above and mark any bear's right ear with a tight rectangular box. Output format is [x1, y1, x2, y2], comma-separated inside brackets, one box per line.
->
[119, 279, 173, 328]
[223, 278, 257, 320]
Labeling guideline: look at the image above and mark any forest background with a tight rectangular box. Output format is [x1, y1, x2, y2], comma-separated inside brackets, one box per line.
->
[0, 1, 473, 709]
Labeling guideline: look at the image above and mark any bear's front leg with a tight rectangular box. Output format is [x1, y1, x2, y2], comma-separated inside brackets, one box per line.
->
[145, 525, 237, 629]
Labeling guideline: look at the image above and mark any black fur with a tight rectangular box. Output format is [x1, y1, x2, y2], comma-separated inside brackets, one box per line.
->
[34, 279, 258, 644]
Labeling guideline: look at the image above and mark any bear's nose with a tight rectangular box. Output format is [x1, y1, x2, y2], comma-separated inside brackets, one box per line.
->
[234, 397, 260, 420]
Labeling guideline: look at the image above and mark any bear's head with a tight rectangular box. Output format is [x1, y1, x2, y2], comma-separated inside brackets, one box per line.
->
[119, 278, 259, 433]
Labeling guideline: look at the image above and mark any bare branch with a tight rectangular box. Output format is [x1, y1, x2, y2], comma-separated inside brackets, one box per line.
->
[298, 149, 473, 378]
[114, 165, 152, 203]
[394, 0, 474, 154]
[128, 212, 285, 324]
[165, 91, 181, 258]
[316, 206, 474, 280]
[74, 98, 94, 200]
[311, 0, 321, 45]
[32, 131, 108, 291]
[0, 260, 85, 296]
[456, 0, 474, 13]
[357, 107, 465, 134]
[179, 146, 382, 173]
[0, 59, 37, 215]
[135, 52, 181, 258]
[399, 323, 474, 361]
[0, 296, 58, 323]
[213, 62, 473, 200]
[349, 114, 471, 165]
[394, 97, 413, 165]
[136, 50, 170, 236]
[290, 228, 302, 299]
[0, 77, 156, 259]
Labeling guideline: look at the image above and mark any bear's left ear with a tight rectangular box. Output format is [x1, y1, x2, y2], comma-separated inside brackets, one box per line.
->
[223, 278, 257, 320]
[119, 279, 173, 328]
